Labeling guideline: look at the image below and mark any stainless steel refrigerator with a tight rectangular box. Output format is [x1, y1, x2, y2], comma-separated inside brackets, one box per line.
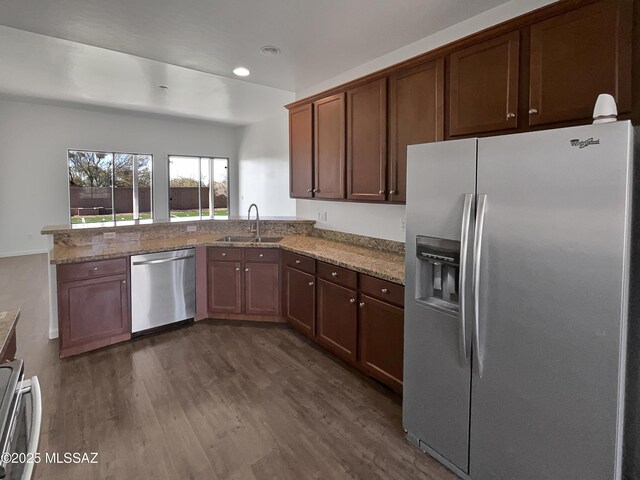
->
[403, 121, 636, 480]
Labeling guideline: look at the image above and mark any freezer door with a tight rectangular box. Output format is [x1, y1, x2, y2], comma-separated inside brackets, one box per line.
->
[403, 138, 476, 474]
[470, 122, 633, 480]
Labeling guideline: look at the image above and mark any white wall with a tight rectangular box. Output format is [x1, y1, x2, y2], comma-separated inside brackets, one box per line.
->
[0, 97, 240, 257]
[296, 0, 557, 242]
[236, 111, 296, 216]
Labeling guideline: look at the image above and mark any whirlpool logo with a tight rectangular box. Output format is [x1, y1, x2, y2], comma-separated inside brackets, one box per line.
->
[570, 137, 600, 149]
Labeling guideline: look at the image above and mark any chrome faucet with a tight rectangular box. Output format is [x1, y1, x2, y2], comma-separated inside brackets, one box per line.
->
[247, 203, 260, 238]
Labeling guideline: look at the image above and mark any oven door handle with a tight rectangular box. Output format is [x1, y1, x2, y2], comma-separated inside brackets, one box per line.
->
[18, 377, 41, 480]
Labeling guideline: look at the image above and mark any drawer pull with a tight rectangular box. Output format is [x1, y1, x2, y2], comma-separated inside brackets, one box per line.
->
[349, 298, 356, 304]
[295, 260, 301, 264]
[529, 108, 538, 115]
[331, 272, 338, 277]
[93, 267, 98, 271]
[359, 302, 365, 307]
[308, 281, 314, 286]
[381, 288, 389, 294]
[222, 252, 227, 256]
[259, 253, 264, 258]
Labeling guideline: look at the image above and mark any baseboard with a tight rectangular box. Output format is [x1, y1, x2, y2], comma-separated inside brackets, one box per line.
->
[0, 249, 48, 258]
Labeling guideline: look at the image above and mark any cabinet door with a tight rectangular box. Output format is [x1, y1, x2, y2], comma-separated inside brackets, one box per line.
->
[58, 274, 130, 358]
[347, 79, 387, 201]
[358, 295, 404, 393]
[389, 59, 444, 203]
[208, 261, 242, 314]
[284, 267, 316, 337]
[245, 262, 280, 316]
[316, 278, 358, 363]
[313, 93, 345, 199]
[529, 0, 632, 126]
[289, 103, 314, 198]
[449, 31, 520, 136]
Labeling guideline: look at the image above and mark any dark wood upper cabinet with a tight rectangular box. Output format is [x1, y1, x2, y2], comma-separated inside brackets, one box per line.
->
[347, 78, 387, 201]
[245, 262, 280, 316]
[284, 266, 316, 337]
[358, 294, 404, 394]
[528, 0, 632, 126]
[207, 261, 242, 314]
[57, 259, 131, 358]
[316, 278, 358, 363]
[448, 31, 520, 136]
[388, 59, 444, 203]
[289, 103, 314, 198]
[313, 93, 345, 199]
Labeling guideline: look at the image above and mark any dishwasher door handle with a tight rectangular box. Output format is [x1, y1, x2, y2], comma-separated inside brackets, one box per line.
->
[132, 255, 194, 266]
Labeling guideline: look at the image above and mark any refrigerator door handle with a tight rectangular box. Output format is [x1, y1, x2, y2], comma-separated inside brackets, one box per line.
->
[458, 193, 474, 363]
[472, 194, 487, 378]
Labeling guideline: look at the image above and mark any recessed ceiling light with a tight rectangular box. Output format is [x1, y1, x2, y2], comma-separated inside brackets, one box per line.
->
[260, 45, 281, 56]
[233, 67, 250, 77]
[158, 85, 169, 90]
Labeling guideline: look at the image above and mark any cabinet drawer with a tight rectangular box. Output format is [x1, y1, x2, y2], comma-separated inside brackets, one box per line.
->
[359, 274, 404, 307]
[244, 248, 279, 263]
[317, 262, 357, 289]
[57, 257, 127, 282]
[282, 251, 316, 274]
[208, 247, 242, 262]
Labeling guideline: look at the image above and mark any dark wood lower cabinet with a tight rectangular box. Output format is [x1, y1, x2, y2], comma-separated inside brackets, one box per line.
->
[207, 261, 242, 314]
[58, 271, 131, 358]
[358, 295, 404, 394]
[245, 262, 280, 316]
[284, 266, 316, 337]
[316, 278, 358, 363]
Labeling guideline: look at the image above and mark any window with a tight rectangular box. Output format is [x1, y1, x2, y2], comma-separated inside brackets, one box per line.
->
[168, 156, 229, 219]
[68, 150, 153, 224]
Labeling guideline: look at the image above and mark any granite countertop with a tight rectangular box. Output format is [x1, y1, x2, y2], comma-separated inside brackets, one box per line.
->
[0, 309, 19, 356]
[50, 234, 406, 285]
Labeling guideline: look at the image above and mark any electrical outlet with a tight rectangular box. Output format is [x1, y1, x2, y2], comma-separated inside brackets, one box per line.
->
[187, 225, 197, 232]
[103, 232, 116, 240]
[400, 219, 406, 233]
[317, 211, 327, 222]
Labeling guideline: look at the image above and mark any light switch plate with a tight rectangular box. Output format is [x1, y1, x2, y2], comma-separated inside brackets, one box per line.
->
[187, 225, 197, 232]
[317, 211, 328, 222]
[400, 219, 406, 234]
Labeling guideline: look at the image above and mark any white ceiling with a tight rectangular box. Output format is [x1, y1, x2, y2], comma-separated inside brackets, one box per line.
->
[0, 0, 511, 93]
[0, 26, 294, 125]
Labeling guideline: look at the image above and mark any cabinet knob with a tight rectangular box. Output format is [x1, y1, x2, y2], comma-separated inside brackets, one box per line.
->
[307, 188, 313, 193]
[259, 253, 264, 258]
[389, 190, 396, 195]
[331, 272, 338, 277]
[295, 260, 301, 264]
[122, 280, 126, 284]
[312, 189, 318, 193]
[308, 281, 314, 286]
[93, 267, 98, 271]
[381, 288, 389, 294]
[222, 252, 227, 256]
[506, 112, 516, 119]
[235, 267, 240, 271]
[245, 268, 249, 272]
[529, 108, 538, 115]
[359, 302, 365, 307]
[378, 190, 385, 195]
[349, 298, 356, 304]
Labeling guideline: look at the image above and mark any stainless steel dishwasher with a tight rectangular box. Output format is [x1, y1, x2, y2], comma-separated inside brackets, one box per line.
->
[130, 248, 196, 333]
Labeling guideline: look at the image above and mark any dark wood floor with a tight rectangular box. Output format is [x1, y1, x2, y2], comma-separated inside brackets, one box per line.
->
[0, 254, 457, 480]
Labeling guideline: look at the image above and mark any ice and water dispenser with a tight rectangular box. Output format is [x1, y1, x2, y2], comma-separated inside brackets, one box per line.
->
[415, 235, 460, 315]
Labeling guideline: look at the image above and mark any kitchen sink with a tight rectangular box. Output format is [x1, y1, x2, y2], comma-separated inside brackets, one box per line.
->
[216, 235, 283, 243]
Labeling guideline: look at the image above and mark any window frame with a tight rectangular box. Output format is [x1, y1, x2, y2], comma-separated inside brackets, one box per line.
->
[167, 154, 230, 219]
[67, 149, 154, 224]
